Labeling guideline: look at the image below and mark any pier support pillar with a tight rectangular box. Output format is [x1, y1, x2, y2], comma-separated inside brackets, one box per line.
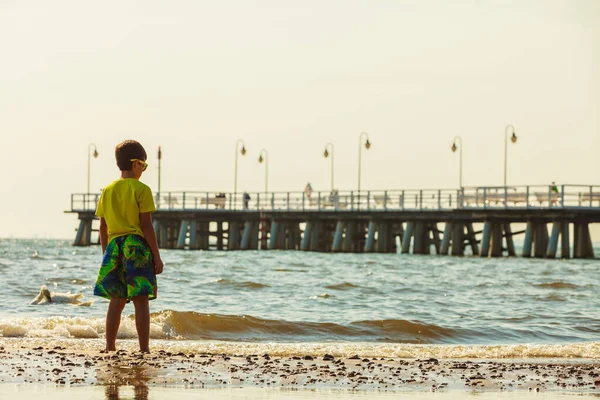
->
[546, 222, 561, 258]
[560, 222, 570, 259]
[394, 222, 405, 252]
[413, 222, 428, 255]
[300, 222, 312, 251]
[259, 217, 270, 250]
[344, 221, 357, 252]
[228, 222, 241, 250]
[310, 222, 322, 252]
[451, 222, 464, 256]
[177, 220, 190, 249]
[440, 222, 452, 255]
[160, 222, 169, 249]
[365, 221, 377, 253]
[240, 221, 253, 250]
[251, 223, 259, 249]
[466, 223, 479, 255]
[202, 222, 211, 250]
[216, 222, 224, 250]
[286, 223, 300, 250]
[152, 220, 160, 245]
[74, 218, 94, 247]
[401, 222, 415, 254]
[189, 221, 198, 250]
[170, 221, 181, 249]
[332, 221, 345, 252]
[533, 223, 548, 258]
[522, 222, 534, 257]
[490, 223, 503, 257]
[377, 222, 394, 253]
[429, 223, 441, 255]
[280, 223, 288, 249]
[574, 222, 594, 259]
[504, 224, 516, 257]
[480, 222, 492, 257]
[190, 221, 209, 250]
[268, 221, 280, 250]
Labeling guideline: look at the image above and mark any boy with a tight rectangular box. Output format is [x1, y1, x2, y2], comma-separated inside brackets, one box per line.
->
[94, 140, 164, 353]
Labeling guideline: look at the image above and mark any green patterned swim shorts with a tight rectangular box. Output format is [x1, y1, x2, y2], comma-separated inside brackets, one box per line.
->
[94, 234, 157, 301]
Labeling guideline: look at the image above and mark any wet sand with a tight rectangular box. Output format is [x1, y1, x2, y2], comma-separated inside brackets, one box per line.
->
[1, 340, 599, 397]
[4, 385, 599, 400]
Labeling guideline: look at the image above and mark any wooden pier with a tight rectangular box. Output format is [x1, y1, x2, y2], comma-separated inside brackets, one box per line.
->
[67, 185, 600, 259]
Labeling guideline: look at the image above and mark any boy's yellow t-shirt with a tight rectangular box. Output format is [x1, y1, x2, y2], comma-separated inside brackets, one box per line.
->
[95, 178, 156, 243]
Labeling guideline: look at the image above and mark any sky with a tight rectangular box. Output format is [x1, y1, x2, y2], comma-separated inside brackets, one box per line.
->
[1, 0, 598, 239]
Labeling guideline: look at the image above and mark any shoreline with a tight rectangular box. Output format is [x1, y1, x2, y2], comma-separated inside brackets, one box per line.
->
[1, 339, 599, 395]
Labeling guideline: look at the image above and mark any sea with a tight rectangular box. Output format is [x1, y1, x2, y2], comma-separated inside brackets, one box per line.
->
[1, 238, 599, 359]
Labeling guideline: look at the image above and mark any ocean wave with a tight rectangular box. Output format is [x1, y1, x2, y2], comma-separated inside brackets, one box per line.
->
[46, 278, 88, 285]
[274, 268, 308, 273]
[158, 312, 465, 343]
[325, 282, 359, 291]
[534, 282, 579, 290]
[1, 311, 597, 346]
[214, 279, 270, 289]
[533, 294, 566, 302]
[0, 311, 460, 343]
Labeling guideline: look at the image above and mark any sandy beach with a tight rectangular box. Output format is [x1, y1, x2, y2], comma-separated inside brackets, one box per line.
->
[1, 339, 599, 399]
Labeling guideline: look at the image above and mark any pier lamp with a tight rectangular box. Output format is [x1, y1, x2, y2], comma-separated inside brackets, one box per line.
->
[87, 143, 99, 194]
[504, 125, 517, 187]
[323, 143, 334, 191]
[451, 136, 463, 188]
[258, 149, 268, 196]
[234, 139, 247, 207]
[358, 132, 371, 195]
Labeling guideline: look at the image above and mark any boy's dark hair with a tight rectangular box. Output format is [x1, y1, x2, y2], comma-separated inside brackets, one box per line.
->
[115, 140, 147, 171]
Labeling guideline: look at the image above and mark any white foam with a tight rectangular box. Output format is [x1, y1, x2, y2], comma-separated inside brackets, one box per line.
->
[1, 315, 600, 360]
[0, 315, 165, 340]
[1, 337, 599, 361]
[0, 322, 28, 337]
[66, 325, 100, 339]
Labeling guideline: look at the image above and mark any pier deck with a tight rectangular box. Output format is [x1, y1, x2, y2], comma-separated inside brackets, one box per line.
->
[66, 184, 600, 258]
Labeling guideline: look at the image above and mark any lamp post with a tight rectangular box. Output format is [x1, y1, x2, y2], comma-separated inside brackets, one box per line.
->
[157, 146, 162, 206]
[258, 149, 268, 196]
[504, 124, 517, 187]
[87, 143, 98, 194]
[357, 132, 371, 194]
[323, 142, 334, 191]
[234, 139, 247, 207]
[451, 136, 463, 188]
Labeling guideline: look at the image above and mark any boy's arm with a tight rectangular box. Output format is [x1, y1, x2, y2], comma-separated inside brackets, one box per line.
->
[99, 218, 108, 254]
[140, 212, 164, 275]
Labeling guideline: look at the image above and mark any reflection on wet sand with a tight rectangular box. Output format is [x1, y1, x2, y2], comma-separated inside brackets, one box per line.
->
[105, 383, 149, 400]
[98, 360, 152, 400]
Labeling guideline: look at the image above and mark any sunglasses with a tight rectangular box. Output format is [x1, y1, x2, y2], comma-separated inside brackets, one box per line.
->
[130, 158, 148, 171]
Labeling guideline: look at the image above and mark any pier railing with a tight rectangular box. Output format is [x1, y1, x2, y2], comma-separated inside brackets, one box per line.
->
[460, 185, 600, 209]
[70, 184, 600, 213]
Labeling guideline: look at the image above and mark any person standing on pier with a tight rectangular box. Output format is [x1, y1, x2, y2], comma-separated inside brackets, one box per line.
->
[93, 140, 164, 353]
[243, 192, 251, 209]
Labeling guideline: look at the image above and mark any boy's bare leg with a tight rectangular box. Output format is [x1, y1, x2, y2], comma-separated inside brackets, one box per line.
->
[106, 298, 127, 351]
[132, 295, 150, 353]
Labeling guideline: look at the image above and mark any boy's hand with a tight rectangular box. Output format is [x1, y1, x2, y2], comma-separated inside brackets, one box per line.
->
[155, 258, 164, 275]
